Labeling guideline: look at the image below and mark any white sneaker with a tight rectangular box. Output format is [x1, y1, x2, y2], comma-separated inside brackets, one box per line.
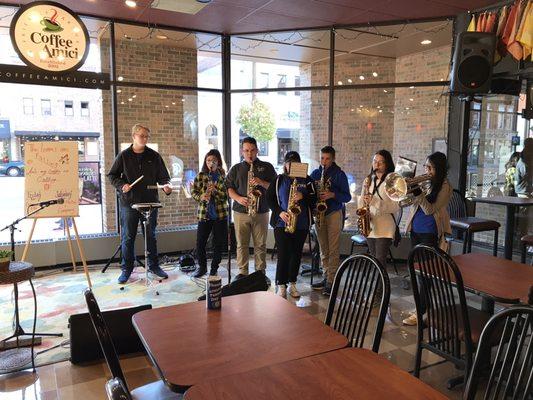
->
[277, 284, 287, 298]
[288, 282, 301, 298]
[402, 312, 418, 326]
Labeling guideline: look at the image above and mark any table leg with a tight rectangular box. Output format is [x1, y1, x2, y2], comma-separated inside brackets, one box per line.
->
[480, 297, 495, 314]
[504, 205, 516, 260]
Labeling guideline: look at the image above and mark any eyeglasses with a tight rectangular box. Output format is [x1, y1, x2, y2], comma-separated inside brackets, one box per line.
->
[136, 134, 150, 139]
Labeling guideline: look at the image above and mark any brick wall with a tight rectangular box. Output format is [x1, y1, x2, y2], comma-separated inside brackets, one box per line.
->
[100, 38, 199, 232]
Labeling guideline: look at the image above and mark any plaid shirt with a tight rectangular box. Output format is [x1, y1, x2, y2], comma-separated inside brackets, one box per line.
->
[191, 171, 228, 220]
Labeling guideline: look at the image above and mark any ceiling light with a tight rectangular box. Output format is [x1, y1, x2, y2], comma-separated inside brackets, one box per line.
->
[125, 0, 137, 8]
[156, 35, 168, 40]
[350, 108, 354, 112]
[117, 89, 122, 93]
[128, 98, 133, 102]
[132, 95, 136, 98]
[421, 39, 432, 45]
[172, 102, 176, 105]
[338, 81, 343, 85]
[383, 89, 388, 93]
[409, 86, 415, 89]
[409, 98, 414, 101]
[118, 76, 124, 81]
[434, 100, 439, 103]
[359, 75, 365, 80]
[347, 78, 352, 83]
[379, 110, 383, 113]
[372, 72, 378, 77]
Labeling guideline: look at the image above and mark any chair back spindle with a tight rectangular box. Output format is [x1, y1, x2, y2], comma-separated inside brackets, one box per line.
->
[325, 254, 390, 353]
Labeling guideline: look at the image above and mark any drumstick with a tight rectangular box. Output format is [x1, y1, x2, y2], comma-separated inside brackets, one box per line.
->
[129, 175, 144, 189]
[146, 184, 180, 190]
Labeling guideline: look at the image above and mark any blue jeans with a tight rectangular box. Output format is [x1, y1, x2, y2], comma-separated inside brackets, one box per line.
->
[120, 205, 159, 271]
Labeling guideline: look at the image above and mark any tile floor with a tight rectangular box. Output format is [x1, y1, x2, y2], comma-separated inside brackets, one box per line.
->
[0, 258, 483, 400]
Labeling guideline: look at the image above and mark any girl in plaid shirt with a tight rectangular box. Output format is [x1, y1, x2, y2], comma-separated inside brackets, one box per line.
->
[191, 149, 228, 278]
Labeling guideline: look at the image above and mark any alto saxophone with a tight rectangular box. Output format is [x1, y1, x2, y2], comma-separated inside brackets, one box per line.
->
[247, 163, 262, 216]
[315, 168, 328, 228]
[285, 178, 302, 234]
[356, 175, 372, 237]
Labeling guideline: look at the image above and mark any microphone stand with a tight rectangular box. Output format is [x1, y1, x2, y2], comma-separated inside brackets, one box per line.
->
[0, 203, 63, 343]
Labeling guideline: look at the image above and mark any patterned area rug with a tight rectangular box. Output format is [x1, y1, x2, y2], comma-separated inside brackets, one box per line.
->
[0, 264, 206, 372]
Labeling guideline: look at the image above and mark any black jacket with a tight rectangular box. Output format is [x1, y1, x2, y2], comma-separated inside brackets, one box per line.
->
[266, 174, 317, 229]
[107, 145, 170, 207]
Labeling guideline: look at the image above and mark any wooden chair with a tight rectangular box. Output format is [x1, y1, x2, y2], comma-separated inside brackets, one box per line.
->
[448, 190, 500, 256]
[408, 245, 493, 389]
[463, 304, 533, 400]
[520, 234, 533, 265]
[325, 254, 390, 353]
[84, 289, 181, 399]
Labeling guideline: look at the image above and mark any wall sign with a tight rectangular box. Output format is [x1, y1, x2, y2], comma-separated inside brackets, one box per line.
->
[10, 1, 90, 73]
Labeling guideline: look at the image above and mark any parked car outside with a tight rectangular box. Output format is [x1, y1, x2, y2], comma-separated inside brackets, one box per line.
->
[0, 160, 24, 177]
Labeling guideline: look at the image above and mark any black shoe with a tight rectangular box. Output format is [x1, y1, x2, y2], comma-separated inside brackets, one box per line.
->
[193, 266, 207, 278]
[209, 267, 218, 276]
[322, 282, 332, 296]
[234, 273, 247, 281]
[149, 266, 168, 279]
[118, 269, 132, 284]
[311, 278, 326, 290]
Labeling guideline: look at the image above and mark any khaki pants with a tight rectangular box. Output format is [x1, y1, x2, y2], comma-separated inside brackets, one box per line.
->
[233, 211, 269, 275]
[316, 209, 343, 284]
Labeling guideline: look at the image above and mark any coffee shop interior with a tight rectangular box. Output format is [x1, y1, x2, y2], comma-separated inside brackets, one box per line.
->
[0, 0, 532, 399]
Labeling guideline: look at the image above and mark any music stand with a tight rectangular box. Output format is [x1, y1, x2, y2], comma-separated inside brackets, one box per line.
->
[120, 203, 163, 294]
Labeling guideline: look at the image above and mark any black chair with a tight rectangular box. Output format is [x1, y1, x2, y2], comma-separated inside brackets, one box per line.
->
[349, 208, 402, 275]
[463, 305, 533, 400]
[408, 245, 492, 389]
[448, 189, 500, 256]
[105, 377, 132, 400]
[84, 289, 181, 399]
[324, 253, 390, 353]
[521, 234, 533, 265]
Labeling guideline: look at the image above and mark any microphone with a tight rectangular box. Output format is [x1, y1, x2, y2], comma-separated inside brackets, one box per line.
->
[31, 198, 65, 207]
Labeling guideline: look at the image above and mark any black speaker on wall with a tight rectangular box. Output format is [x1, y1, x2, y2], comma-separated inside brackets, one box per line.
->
[450, 32, 497, 95]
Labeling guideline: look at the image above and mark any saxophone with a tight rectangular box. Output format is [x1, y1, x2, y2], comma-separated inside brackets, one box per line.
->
[285, 178, 302, 234]
[356, 175, 372, 237]
[315, 168, 328, 228]
[247, 163, 262, 216]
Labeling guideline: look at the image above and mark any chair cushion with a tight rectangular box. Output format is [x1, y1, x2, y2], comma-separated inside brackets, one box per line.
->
[131, 380, 182, 400]
[450, 217, 500, 232]
[350, 234, 367, 245]
[521, 235, 533, 245]
[424, 305, 500, 346]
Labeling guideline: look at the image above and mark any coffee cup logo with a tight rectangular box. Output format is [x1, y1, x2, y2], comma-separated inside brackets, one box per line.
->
[40, 9, 63, 32]
[10, 1, 89, 72]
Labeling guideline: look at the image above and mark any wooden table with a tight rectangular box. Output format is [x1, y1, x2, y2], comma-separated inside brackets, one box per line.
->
[132, 291, 348, 393]
[470, 196, 533, 259]
[184, 348, 448, 400]
[453, 253, 533, 313]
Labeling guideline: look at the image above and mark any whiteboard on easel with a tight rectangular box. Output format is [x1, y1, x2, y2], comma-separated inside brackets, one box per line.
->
[24, 141, 79, 218]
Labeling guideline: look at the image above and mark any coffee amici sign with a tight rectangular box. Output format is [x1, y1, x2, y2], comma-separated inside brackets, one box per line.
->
[10, 1, 90, 72]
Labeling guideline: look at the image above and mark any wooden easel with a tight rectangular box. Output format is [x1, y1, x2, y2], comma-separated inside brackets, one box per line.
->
[21, 216, 92, 288]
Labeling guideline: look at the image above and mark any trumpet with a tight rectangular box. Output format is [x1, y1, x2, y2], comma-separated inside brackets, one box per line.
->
[356, 175, 372, 237]
[285, 178, 302, 234]
[247, 163, 262, 216]
[315, 168, 328, 228]
[384, 173, 432, 207]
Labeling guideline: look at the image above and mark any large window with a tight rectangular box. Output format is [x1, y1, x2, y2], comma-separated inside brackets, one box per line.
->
[466, 94, 532, 251]
[41, 99, 51, 116]
[22, 98, 33, 115]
